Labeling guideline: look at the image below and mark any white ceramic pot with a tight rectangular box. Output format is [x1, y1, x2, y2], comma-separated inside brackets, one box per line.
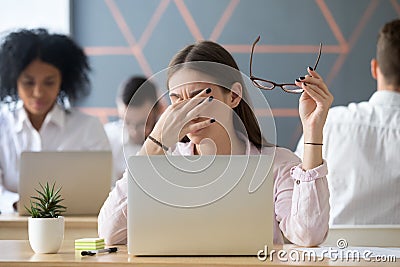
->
[28, 216, 64, 254]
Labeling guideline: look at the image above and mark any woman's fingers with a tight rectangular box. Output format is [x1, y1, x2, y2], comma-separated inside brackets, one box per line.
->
[295, 75, 333, 98]
[294, 79, 326, 98]
[302, 69, 331, 96]
[184, 118, 216, 134]
[295, 69, 333, 102]
[302, 83, 326, 102]
[163, 87, 215, 131]
[151, 87, 215, 147]
[174, 88, 211, 113]
[186, 95, 214, 119]
[307, 66, 321, 79]
[302, 84, 333, 110]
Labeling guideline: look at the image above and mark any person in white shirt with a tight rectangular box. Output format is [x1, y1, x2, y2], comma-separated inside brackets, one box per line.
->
[104, 76, 162, 186]
[0, 28, 110, 212]
[295, 19, 400, 225]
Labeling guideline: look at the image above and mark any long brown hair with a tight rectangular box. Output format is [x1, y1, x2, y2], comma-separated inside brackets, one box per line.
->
[167, 41, 273, 149]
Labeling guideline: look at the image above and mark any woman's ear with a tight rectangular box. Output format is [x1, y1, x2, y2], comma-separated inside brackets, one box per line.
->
[229, 82, 243, 108]
[371, 58, 378, 80]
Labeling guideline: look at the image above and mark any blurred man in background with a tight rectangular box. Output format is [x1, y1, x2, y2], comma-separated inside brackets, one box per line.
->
[105, 76, 162, 186]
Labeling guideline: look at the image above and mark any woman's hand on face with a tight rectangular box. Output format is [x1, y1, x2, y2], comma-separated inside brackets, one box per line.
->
[150, 87, 215, 147]
[295, 67, 333, 141]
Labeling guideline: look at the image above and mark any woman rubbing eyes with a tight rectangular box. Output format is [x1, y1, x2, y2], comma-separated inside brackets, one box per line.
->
[98, 40, 333, 247]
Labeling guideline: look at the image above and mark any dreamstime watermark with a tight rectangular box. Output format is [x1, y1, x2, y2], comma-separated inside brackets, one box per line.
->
[257, 238, 397, 263]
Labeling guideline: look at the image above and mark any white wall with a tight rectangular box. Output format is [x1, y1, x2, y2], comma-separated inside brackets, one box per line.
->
[0, 0, 70, 37]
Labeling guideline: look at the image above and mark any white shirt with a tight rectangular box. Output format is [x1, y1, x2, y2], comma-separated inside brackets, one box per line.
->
[0, 104, 111, 209]
[104, 120, 141, 186]
[296, 91, 400, 225]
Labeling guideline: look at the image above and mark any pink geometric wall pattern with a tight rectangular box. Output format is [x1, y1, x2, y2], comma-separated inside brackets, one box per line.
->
[391, 0, 400, 14]
[81, 0, 397, 124]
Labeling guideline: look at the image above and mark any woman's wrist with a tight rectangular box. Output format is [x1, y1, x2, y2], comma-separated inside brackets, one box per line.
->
[139, 138, 164, 155]
[147, 135, 169, 151]
[138, 132, 166, 155]
[302, 128, 323, 170]
[303, 127, 323, 144]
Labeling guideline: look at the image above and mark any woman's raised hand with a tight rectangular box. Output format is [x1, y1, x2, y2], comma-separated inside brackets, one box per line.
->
[295, 67, 333, 143]
[149, 87, 215, 148]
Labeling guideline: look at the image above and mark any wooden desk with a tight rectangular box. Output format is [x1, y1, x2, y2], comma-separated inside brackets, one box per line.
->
[0, 213, 98, 240]
[0, 240, 397, 267]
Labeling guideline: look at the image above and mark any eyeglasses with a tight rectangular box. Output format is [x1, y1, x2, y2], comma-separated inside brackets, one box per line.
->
[249, 36, 322, 94]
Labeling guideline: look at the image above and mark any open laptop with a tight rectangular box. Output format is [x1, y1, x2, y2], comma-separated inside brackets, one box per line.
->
[323, 225, 400, 247]
[127, 155, 274, 255]
[18, 151, 112, 216]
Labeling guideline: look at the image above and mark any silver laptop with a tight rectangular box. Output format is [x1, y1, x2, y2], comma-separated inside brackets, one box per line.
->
[323, 225, 400, 247]
[18, 151, 112, 216]
[127, 155, 274, 255]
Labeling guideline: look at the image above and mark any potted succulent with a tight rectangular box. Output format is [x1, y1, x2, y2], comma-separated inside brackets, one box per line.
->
[25, 182, 66, 254]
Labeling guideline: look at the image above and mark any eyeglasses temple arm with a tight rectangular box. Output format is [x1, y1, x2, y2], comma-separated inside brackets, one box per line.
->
[249, 36, 261, 77]
[313, 43, 322, 70]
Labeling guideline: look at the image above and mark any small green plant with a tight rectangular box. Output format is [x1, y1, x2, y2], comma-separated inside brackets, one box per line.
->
[25, 182, 66, 218]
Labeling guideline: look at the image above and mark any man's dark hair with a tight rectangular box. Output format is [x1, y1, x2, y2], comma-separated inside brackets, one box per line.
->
[120, 76, 158, 107]
[377, 19, 400, 87]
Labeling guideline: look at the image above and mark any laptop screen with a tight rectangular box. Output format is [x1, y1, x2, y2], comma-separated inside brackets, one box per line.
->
[127, 155, 274, 255]
[18, 151, 112, 216]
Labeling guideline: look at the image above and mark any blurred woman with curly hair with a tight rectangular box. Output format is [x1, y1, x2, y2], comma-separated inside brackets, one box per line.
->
[0, 28, 110, 212]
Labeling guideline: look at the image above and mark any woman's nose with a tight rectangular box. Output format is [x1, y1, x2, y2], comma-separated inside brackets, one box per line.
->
[32, 84, 44, 97]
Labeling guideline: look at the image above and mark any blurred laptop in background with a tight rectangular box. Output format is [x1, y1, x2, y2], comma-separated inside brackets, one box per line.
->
[18, 151, 112, 216]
